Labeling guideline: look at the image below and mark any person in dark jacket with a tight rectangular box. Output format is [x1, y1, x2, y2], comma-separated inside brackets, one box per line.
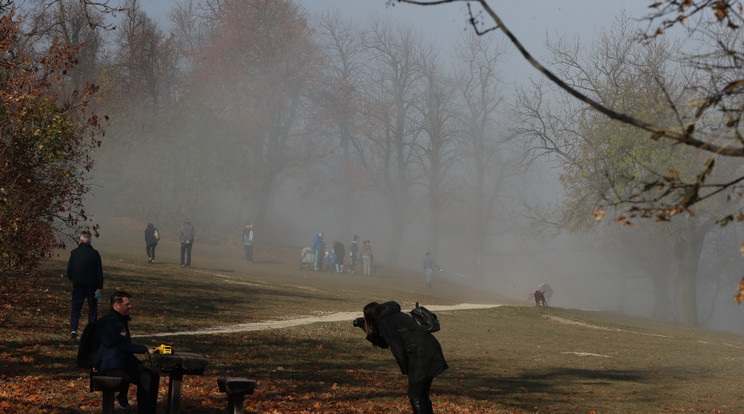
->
[144, 223, 159, 263]
[93, 291, 158, 412]
[349, 235, 359, 273]
[67, 232, 103, 340]
[360, 301, 448, 414]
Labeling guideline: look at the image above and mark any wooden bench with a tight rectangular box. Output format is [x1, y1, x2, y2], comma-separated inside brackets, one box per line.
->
[91, 375, 123, 414]
[217, 378, 257, 414]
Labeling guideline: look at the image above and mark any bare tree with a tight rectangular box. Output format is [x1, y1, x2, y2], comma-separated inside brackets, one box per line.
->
[454, 33, 508, 280]
[186, 0, 321, 232]
[395, 0, 744, 224]
[414, 46, 459, 258]
[358, 18, 425, 266]
[113, 0, 172, 109]
[313, 12, 367, 239]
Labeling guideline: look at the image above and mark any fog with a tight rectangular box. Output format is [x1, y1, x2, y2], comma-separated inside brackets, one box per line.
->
[80, 0, 744, 335]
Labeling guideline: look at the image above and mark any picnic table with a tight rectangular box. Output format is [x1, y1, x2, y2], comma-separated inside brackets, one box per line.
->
[151, 352, 208, 414]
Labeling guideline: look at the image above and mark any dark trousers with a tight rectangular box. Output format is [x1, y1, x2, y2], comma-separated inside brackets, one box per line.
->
[244, 244, 253, 262]
[180, 242, 192, 266]
[70, 286, 98, 333]
[146, 243, 157, 261]
[407, 377, 434, 414]
[102, 365, 160, 414]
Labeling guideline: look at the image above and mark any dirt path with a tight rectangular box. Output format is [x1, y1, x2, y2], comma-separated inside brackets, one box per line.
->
[136, 303, 504, 338]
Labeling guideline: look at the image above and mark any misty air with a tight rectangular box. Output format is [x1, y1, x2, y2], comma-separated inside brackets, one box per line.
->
[3, 0, 744, 413]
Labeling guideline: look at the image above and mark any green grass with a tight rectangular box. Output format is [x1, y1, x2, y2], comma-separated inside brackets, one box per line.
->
[2, 233, 744, 413]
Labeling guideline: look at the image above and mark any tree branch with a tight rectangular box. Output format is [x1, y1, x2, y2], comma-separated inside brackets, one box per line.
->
[397, 0, 744, 156]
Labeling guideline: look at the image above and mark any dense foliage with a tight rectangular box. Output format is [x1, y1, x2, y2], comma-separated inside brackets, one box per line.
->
[0, 10, 104, 283]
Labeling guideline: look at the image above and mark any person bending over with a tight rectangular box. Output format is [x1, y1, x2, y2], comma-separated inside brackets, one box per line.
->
[358, 301, 448, 414]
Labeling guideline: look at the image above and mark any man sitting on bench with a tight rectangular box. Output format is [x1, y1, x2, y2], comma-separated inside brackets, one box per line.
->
[94, 291, 159, 413]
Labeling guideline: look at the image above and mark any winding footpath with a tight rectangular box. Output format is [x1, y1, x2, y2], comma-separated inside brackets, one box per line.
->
[135, 304, 504, 338]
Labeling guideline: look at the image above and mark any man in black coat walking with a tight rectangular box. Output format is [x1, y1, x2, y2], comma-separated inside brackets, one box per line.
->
[360, 301, 448, 414]
[67, 232, 103, 340]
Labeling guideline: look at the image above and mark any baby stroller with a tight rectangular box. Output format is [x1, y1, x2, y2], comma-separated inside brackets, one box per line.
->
[299, 247, 315, 270]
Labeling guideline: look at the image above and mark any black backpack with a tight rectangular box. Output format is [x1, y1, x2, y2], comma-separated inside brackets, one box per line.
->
[76, 319, 100, 369]
[410, 302, 440, 333]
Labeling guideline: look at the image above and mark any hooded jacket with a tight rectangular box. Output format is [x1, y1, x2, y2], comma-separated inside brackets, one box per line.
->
[366, 301, 448, 383]
[145, 226, 159, 246]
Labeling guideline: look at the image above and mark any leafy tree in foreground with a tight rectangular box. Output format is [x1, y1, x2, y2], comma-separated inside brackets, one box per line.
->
[0, 11, 104, 284]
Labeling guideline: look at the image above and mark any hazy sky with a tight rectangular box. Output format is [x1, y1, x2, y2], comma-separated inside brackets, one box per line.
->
[140, 0, 652, 87]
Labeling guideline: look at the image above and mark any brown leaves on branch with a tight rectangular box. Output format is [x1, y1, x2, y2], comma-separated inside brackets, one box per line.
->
[734, 275, 744, 303]
[647, 0, 744, 34]
[0, 10, 103, 283]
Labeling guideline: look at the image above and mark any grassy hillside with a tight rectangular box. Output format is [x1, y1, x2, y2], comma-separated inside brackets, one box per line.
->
[1, 229, 743, 413]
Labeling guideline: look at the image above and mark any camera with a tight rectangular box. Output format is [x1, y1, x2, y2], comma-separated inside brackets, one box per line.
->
[352, 317, 365, 328]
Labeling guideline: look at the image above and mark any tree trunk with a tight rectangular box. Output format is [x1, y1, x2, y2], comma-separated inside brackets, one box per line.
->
[673, 221, 707, 326]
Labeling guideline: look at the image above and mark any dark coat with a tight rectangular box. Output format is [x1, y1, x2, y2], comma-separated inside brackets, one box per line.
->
[145, 226, 159, 246]
[333, 241, 345, 260]
[366, 301, 448, 383]
[93, 310, 148, 373]
[67, 242, 103, 289]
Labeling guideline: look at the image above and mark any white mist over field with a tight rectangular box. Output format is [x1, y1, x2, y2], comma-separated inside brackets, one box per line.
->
[84, 0, 744, 335]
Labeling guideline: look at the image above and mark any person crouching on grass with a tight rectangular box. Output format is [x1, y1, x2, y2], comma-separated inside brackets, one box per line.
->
[358, 301, 448, 414]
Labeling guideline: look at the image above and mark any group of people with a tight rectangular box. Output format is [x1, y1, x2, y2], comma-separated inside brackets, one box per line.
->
[68, 233, 159, 412]
[145, 220, 260, 267]
[312, 233, 375, 277]
[68, 225, 446, 413]
[141, 219, 196, 268]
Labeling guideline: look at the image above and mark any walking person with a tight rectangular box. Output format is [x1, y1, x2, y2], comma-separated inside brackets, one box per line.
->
[94, 290, 159, 413]
[357, 301, 448, 413]
[423, 252, 442, 288]
[144, 223, 159, 263]
[179, 219, 195, 268]
[360, 240, 373, 277]
[243, 222, 254, 263]
[349, 235, 359, 273]
[67, 232, 103, 340]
